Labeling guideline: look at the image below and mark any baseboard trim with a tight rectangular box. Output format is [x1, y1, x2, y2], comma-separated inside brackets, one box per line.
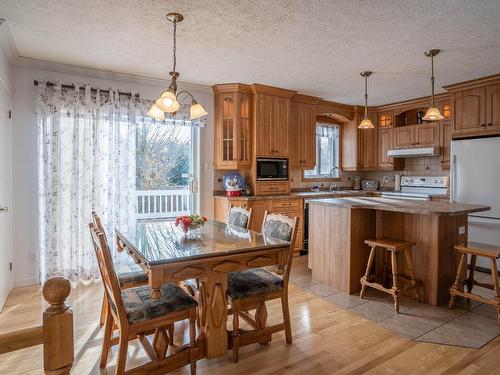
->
[14, 277, 39, 288]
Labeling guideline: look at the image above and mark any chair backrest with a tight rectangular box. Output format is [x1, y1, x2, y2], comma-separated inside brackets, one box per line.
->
[92, 210, 104, 232]
[261, 211, 299, 286]
[88, 223, 128, 328]
[228, 204, 253, 229]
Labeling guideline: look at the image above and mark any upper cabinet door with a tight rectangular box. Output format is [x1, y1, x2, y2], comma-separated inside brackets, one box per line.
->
[301, 103, 317, 168]
[255, 94, 274, 156]
[289, 101, 317, 169]
[378, 128, 393, 168]
[394, 127, 413, 148]
[452, 86, 487, 134]
[213, 85, 252, 170]
[414, 123, 440, 147]
[272, 96, 290, 157]
[237, 93, 252, 166]
[486, 83, 500, 131]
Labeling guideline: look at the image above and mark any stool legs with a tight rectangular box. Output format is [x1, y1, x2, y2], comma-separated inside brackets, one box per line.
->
[391, 252, 400, 314]
[449, 253, 467, 309]
[360, 246, 376, 299]
[490, 259, 500, 321]
[466, 255, 477, 293]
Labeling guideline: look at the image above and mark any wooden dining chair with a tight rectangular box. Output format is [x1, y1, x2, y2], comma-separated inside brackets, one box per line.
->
[227, 211, 299, 363]
[89, 223, 198, 375]
[92, 211, 149, 326]
[227, 204, 253, 229]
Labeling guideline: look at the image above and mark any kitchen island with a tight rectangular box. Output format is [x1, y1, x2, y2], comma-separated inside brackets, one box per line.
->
[308, 196, 490, 305]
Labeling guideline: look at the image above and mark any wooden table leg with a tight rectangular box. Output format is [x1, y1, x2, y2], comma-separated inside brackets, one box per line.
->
[149, 269, 162, 300]
[200, 271, 228, 359]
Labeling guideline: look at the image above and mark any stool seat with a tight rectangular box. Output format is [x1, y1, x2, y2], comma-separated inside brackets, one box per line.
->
[454, 242, 500, 259]
[365, 238, 416, 252]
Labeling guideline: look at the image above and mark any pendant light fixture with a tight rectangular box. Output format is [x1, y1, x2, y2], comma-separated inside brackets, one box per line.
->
[358, 71, 374, 129]
[422, 49, 444, 121]
[147, 13, 208, 122]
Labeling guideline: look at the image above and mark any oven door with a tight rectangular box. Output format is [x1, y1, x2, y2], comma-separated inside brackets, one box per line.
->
[256, 158, 288, 181]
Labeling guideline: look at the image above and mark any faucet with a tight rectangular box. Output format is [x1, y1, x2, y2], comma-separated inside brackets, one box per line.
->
[329, 166, 343, 191]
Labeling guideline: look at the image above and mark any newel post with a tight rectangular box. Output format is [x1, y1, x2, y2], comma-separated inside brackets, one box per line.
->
[42, 277, 74, 375]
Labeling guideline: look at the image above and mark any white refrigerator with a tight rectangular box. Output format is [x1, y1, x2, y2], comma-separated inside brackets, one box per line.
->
[451, 136, 500, 270]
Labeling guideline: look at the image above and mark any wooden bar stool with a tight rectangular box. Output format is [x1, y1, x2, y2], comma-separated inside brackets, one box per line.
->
[449, 242, 500, 321]
[360, 238, 419, 313]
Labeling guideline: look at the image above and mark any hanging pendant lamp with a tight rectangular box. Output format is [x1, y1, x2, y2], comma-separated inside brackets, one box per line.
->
[358, 71, 374, 129]
[422, 49, 444, 121]
[147, 13, 208, 122]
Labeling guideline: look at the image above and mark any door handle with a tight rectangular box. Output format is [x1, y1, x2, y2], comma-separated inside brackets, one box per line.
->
[0, 207, 8, 213]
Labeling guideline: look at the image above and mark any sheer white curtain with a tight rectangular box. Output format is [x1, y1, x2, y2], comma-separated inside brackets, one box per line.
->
[37, 81, 150, 282]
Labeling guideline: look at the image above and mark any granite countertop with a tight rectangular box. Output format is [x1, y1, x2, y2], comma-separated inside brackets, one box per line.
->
[307, 196, 490, 216]
[214, 190, 372, 200]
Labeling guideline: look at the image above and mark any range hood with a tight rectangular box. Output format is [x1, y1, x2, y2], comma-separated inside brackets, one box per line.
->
[387, 146, 440, 158]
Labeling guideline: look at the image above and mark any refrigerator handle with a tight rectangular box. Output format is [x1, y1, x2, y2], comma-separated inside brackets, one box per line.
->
[450, 154, 457, 203]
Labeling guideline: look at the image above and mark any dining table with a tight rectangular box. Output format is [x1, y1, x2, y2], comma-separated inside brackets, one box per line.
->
[115, 219, 291, 359]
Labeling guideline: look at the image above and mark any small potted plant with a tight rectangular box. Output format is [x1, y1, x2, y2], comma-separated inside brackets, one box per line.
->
[175, 214, 208, 239]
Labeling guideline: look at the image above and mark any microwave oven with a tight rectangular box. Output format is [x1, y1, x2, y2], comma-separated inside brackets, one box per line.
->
[256, 158, 288, 181]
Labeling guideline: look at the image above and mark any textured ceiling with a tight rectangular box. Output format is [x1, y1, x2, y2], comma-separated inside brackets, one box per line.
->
[1, 0, 500, 105]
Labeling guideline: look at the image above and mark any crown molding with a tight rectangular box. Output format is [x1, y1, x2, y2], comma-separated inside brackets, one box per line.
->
[0, 19, 18, 64]
[14, 56, 213, 94]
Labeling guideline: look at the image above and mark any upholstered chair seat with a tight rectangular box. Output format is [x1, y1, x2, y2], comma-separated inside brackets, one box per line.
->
[122, 283, 197, 324]
[228, 268, 284, 299]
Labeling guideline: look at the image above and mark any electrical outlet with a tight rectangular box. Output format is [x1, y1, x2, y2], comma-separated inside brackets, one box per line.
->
[458, 226, 466, 235]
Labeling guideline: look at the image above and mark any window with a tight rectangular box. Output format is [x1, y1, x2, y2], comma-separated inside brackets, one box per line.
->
[304, 124, 340, 179]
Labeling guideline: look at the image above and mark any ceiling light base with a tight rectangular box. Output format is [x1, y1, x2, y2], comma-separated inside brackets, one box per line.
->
[360, 71, 372, 77]
[425, 49, 440, 57]
[166, 13, 184, 23]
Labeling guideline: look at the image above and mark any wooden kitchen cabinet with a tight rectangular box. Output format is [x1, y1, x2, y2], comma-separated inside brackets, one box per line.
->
[394, 123, 439, 148]
[394, 126, 413, 148]
[212, 84, 252, 169]
[254, 181, 290, 196]
[357, 110, 378, 170]
[414, 123, 440, 147]
[486, 83, 500, 131]
[252, 84, 296, 158]
[378, 128, 404, 170]
[452, 86, 487, 135]
[289, 95, 320, 169]
[440, 121, 452, 169]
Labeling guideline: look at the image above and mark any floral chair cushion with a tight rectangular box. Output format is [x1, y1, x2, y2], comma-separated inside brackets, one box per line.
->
[122, 283, 197, 324]
[262, 219, 292, 242]
[118, 270, 149, 289]
[227, 268, 283, 299]
[228, 209, 250, 229]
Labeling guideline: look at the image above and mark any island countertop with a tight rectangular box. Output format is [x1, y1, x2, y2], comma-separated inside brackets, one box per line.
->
[307, 196, 490, 216]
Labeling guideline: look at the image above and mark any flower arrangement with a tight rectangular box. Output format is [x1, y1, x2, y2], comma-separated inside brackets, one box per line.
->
[175, 214, 208, 236]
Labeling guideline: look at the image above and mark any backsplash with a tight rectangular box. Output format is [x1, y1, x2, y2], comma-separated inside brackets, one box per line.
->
[213, 157, 448, 194]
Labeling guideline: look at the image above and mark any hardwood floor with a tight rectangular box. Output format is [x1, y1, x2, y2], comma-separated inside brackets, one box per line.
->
[1, 256, 500, 374]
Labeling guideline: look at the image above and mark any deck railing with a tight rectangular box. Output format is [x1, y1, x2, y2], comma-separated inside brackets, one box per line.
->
[0, 277, 74, 374]
[136, 189, 191, 220]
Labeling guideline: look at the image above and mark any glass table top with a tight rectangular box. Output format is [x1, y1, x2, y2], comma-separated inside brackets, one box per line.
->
[116, 220, 290, 266]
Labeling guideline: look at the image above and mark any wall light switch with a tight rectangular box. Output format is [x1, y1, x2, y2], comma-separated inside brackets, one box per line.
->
[458, 226, 466, 235]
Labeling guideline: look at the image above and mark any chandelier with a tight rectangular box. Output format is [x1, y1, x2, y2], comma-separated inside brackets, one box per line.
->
[147, 13, 208, 124]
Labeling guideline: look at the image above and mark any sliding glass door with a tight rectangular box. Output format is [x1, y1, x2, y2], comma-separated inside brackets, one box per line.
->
[135, 120, 199, 220]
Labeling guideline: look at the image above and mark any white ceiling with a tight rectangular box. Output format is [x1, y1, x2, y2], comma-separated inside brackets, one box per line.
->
[1, 0, 500, 105]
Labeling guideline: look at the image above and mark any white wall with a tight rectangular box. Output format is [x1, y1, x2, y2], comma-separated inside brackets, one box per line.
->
[11, 64, 214, 287]
[0, 33, 13, 308]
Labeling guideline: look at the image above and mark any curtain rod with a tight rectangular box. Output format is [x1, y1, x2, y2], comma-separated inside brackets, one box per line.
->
[33, 80, 140, 98]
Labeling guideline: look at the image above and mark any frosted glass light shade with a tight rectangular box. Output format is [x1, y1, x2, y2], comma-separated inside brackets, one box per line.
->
[190, 102, 208, 120]
[156, 91, 180, 112]
[358, 118, 375, 129]
[422, 106, 444, 121]
[146, 104, 165, 121]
